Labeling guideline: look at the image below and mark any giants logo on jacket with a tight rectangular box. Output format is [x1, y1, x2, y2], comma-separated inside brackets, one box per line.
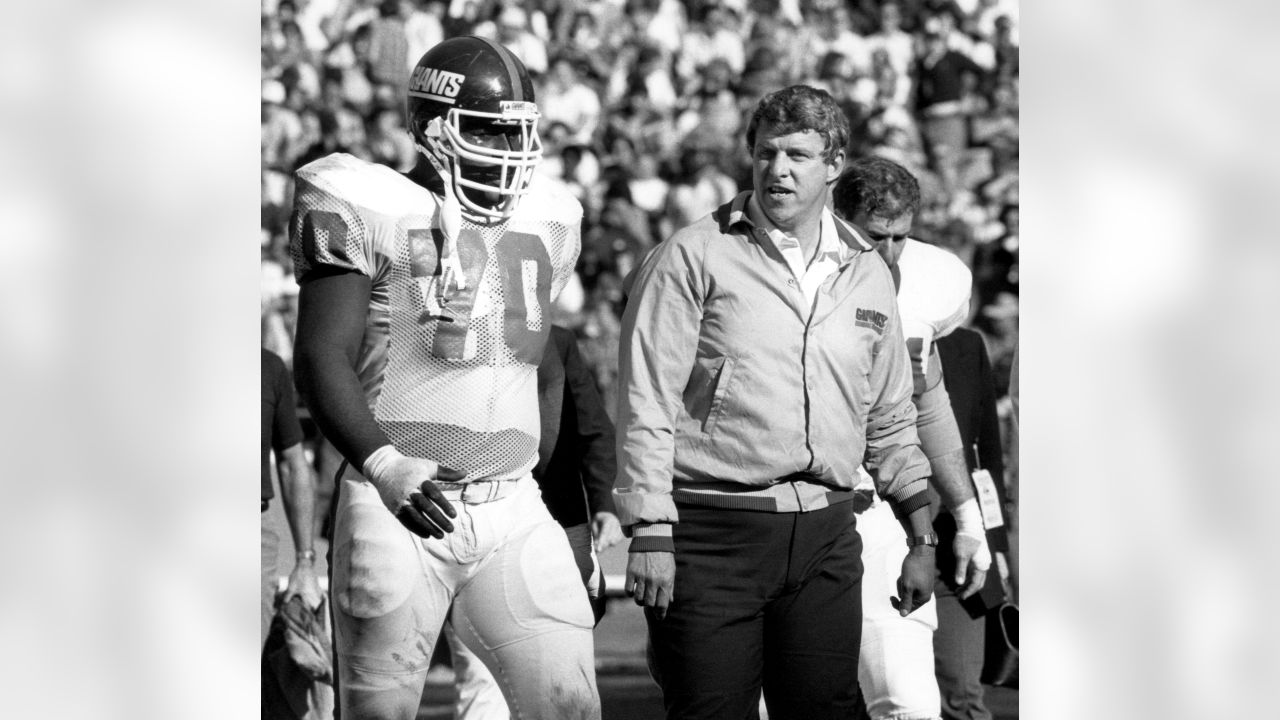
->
[855, 308, 888, 332]
[408, 67, 466, 104]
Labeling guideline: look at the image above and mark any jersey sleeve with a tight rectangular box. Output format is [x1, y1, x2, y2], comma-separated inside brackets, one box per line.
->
[288, 157, 377, 282]
[551, 208, 582, 302]
[897, 238, 973, 376]
[529, 176, 583, 301]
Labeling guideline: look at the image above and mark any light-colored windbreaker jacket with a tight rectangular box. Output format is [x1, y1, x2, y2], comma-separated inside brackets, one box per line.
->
[615, 192, 932, 549]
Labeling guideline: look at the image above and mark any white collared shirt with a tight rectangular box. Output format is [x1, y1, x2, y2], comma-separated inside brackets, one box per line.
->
[747, 195, 848, 311]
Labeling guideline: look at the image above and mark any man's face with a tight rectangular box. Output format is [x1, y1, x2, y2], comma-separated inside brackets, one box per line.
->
[849, 210, 913, 268]
[751, 122, 842, 235]
[881, 4, 900, 30]
[455, 120, 525, 206]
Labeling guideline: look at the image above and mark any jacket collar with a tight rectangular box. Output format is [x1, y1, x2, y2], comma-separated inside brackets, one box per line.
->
[713, 191, 875, 257]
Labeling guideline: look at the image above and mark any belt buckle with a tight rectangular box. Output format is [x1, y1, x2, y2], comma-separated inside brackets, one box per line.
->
[460, 481, 498, 504]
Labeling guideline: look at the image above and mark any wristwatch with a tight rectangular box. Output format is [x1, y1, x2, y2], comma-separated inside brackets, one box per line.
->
[906, 534, 939, 548]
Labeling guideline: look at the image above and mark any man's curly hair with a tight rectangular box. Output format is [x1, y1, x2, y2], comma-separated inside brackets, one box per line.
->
[831, 156, 921, 221]
[745, 85, 849, 163]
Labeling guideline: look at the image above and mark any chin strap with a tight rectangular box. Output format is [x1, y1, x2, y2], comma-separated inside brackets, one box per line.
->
[416, 121, 466, 293]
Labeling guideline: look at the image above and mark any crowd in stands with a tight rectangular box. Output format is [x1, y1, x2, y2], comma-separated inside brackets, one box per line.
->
[261, 0, 1020, 433]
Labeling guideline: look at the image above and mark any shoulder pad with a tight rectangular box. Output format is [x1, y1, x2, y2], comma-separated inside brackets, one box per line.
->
[896, 239, 972, 339]
[520, 173, 584, 226]
[296, 153, 435, 218]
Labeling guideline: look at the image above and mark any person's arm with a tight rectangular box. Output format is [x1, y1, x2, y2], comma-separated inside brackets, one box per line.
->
[561, 331, 623, 551]
[293, 270, 460, 538]
[959, 50, 989, 85]
[269, 356, 323, 609]
[616, 234, 705, 619]
[912, 348, 970, 508]
[913, 352, 990, 599]
[863, 295, 939, 614]
[894, 502, 937, 616]
[277, 441, 322, 609]
[864, 305, 932, 518]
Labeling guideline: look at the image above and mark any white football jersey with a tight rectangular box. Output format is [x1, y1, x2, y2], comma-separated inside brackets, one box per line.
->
[289, 153, 582, 481]
[896, 238, 972, 376]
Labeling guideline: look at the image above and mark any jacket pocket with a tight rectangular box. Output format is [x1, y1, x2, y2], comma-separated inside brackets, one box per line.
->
[683, 355, 737, 434]
[703, 356, 737, 434]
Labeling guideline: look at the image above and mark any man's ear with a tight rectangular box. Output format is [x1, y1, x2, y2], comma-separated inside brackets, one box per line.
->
[826, 150, 846, 183]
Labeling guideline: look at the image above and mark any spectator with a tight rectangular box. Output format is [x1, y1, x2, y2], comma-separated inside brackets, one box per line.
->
[367, 0, 411, 87]
[321, 24, 376, 112]
[442, 0, 489, 37]
[675, 57, 742, 153]
[914, 19, 986, 205]
[813, 3, 872, 76]
[540, 55, 603, 146]
[991, 14, 1019, 83]
[627, 154, 670, 219]
[868, 2, 915, 80]
[262, 80, 305, 171]
[631, 44, 679, 116]
[595, 177, 656, 282]
[403, 0, 446, 72]
[365, 107, 416, 171]
[662, 145, 739, 239]
[284, 0, 336, 53]
[640, 0, 687, 58]
[971, 0, 1019, 45]
[564, 9, 604, 57]
[497, 6, 548, 76]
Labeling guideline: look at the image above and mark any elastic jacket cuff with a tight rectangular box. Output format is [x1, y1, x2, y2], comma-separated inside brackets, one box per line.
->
[630, 522, 673, 538]
[888, 486, 934, 521]
[628, 536, 676, 553]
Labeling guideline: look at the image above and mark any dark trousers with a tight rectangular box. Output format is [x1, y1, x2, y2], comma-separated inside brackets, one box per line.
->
[647, 502, 864, 720]
[933, 579, 992, 720]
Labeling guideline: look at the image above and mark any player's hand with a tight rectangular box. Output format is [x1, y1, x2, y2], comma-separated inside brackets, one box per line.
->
[893, 547, 936, 616]
[951, 498, 992, 600]
[363, 446, 462, 539]
[626, 551, 675, 620]
[591, 512, 624, 552]
[284, 559, 323, 610]
[952, 531, 991, 600]
[994, 550, 1014, 603]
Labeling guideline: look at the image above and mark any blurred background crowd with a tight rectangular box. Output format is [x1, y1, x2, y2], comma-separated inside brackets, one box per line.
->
[260, 0, 1019, 437]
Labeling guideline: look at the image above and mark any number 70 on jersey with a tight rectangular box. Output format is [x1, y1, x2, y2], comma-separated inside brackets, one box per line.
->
[408, 227, 553, 364]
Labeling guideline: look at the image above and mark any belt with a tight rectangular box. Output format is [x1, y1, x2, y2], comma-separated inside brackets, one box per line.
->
[433, 479, 521, 505]
[262, 499, 269, 512]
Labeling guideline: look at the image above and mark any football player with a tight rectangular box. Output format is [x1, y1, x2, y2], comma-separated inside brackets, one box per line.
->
[290, 37, 600, 720]
[831, 156, 992, 720]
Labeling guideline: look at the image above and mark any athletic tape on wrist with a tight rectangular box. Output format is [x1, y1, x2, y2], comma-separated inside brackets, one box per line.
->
[954, 497, 984, 535]
[362, 445, 404, 482]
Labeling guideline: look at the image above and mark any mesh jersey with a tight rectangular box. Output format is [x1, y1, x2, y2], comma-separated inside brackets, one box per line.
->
[289, 153, 582, 481]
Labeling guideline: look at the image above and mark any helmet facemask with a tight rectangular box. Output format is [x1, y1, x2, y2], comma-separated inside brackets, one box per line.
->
[416, 101, 543, 224]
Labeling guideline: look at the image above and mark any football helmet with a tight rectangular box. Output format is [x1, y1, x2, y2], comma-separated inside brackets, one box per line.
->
[407, 36, 543, 224]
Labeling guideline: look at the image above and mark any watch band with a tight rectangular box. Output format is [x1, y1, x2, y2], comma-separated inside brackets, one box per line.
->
[906, 533, 939, 548]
